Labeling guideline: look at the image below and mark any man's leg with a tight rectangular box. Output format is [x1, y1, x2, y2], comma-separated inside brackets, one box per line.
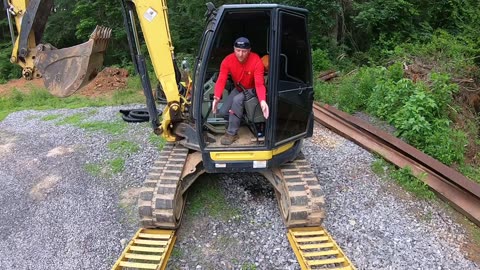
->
[227, 92, 245, 135]
[218, 89, 240, 117]
[221, 90, 244, 145]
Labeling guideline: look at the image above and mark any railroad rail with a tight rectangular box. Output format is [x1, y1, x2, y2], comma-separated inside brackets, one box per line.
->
[313, 102, 480, 227]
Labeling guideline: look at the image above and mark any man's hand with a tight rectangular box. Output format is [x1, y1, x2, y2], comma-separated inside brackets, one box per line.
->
[212, 98, 219, 114]
[260, 100, 269, 119]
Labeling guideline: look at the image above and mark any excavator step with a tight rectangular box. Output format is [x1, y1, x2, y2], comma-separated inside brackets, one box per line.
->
[288, 227, 355, 270]
[112, 228, 176, 270]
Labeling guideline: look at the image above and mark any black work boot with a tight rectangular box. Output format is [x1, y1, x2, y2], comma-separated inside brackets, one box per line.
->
[221, 133, 239, 145]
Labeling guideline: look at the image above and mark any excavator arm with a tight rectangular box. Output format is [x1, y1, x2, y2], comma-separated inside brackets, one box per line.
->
[4, 0, 111, 97]
[120, 0, 190, 142]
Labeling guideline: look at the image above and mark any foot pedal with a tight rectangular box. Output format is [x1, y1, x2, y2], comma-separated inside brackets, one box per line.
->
[204, 121, 226, 134]
[287, 227, 355, 270]
[206, 117, 228, 125]
[112, 228, 176, 270]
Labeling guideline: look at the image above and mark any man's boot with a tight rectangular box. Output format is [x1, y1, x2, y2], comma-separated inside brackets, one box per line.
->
[221, 133, 239, 145]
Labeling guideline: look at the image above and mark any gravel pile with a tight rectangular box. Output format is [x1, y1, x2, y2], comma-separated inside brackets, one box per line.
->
[0, 106, 478, 269]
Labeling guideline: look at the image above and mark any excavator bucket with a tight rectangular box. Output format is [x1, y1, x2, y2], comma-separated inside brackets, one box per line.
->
[34, 26, 112, 97]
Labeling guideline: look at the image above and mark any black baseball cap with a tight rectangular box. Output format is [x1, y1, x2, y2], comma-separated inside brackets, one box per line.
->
[234, 37, 251, 49]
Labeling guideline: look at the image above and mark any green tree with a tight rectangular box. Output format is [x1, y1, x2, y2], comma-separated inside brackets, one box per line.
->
[42, 0, 81, 48]
[72, 0, 130, 65]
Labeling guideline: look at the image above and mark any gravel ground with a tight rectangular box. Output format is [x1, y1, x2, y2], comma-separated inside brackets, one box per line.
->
[0, 106, 478, 270]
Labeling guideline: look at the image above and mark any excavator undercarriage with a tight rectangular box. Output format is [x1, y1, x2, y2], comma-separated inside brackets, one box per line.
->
[137, 142, 325, 229]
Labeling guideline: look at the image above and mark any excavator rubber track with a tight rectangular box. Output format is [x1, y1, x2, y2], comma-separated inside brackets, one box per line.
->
[288, 227, 356, 270]
[138, 143, 188, 229]
[112, 228, 176, 270]
[265, 153, 326, 227]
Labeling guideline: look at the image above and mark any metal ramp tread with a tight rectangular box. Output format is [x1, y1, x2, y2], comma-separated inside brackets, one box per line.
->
[112, 228, 176, 270]
[288, 227, 355, 270]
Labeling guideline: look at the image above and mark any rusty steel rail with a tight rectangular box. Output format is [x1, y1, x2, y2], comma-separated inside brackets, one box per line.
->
[312, 102, 480, 227]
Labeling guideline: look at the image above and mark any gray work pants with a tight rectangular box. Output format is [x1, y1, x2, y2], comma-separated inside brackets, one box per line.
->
[218, 88, 252, 135]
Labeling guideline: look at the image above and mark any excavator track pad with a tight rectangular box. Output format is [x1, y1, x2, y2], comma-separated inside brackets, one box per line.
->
[288, 227, 355, 270]
[112, 228, 176, 270]
[35, 26, 111, 97]
[138, 143, 189, 229]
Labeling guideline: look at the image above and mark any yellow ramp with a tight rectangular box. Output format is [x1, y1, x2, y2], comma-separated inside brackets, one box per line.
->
[112, 228, 176, 270]
[288, 227, 355, 270]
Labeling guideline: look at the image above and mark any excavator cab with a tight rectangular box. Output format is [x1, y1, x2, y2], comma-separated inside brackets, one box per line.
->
[193, 4, 315, 173]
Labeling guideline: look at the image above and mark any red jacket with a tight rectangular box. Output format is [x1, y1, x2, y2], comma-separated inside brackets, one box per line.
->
[214, 52, 266, 102]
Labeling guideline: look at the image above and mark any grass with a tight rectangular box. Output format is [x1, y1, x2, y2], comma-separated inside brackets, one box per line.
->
[107, 140, 140, 155]
[371, 158, 435, 199]
[371, 158, 387, 176]
[109, 158, 125, 174]
[85, 163, 102, 177]
[473, 225, 480, 245]
[118, 201, 137, 226]
[186, 176, 240, 220]
[459, 164, 480, 184]
[56, 113, 87, 126]
[84, 157, 125, 177]
[170, 247, 183, 259]
[41, 114, 62, 121]
[241, 263, 257, 270]
[54, 111, 128, 134]
[78, 120, 127, 135]
[149, 133, 166, 151]
[0, 78, 144, 121]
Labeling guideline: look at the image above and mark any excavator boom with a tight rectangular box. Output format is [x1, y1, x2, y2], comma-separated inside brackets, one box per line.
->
[4, 0, 111, 97]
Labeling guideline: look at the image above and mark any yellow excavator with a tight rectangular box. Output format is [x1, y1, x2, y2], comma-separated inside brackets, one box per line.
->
[120, 0, 326, 230]
[6, 0, 356, 268]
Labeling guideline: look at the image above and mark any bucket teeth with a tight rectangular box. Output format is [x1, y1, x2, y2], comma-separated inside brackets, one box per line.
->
[90, 26, 112, 52]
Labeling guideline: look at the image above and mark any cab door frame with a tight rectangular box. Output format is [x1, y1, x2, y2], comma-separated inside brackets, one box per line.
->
[269, 9, 314, 147]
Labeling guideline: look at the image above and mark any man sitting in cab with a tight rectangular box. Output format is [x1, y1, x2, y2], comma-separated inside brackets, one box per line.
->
[212, 37, 270, 145]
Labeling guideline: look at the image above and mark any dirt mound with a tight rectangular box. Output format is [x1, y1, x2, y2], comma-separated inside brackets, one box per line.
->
[77, 67, 129, 98]
[0, 78, 44, 96]
[0, 67, 129, 98]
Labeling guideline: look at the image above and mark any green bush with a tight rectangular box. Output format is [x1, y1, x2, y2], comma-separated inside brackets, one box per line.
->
[315, 66, 385, 113]
[423, 126, 467, 165]
[366, 70, 465, 165]
[312, 49, 333, 72]
[315, 58, 467, 166]
[380, 30, 480, 78]
[0, 44, 21, 83]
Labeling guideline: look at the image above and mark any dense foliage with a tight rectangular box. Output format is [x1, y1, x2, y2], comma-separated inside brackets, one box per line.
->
[1, 0, 479, 76]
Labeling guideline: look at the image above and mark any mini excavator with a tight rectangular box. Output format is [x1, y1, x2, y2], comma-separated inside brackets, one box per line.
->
[6, 1, 356, 269]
